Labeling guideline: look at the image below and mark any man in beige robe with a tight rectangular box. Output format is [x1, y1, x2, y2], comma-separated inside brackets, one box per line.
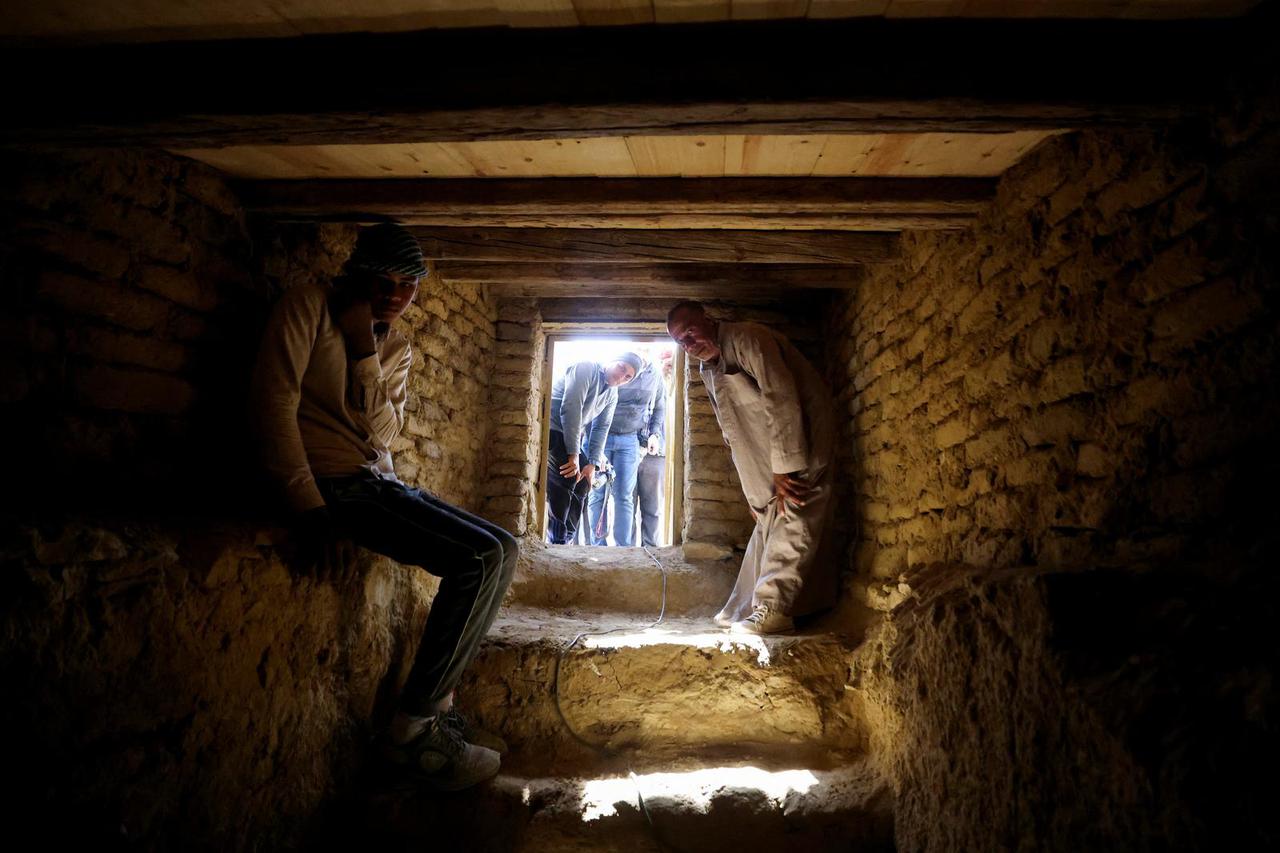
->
[667, 301, 838, 634]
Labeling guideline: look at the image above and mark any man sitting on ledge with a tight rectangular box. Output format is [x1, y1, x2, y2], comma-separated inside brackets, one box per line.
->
[252, 223, 516, 791]
[667, 301, 838, 635]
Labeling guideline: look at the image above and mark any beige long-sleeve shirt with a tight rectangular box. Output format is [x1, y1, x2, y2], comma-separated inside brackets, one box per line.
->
[700, 321, 835, 509]
[251, 281, 412, 513]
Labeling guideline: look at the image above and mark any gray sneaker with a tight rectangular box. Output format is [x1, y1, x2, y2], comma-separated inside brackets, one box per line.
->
[441, 707, 508, 755]
[383, 715, 501, 791]
[730, 603, 795, 635]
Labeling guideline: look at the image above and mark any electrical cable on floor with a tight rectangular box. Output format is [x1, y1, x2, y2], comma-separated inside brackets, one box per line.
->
[550, 543, 684, 853]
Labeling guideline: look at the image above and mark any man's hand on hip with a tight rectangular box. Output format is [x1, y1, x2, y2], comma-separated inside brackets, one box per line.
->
[559, 456, 580, 479]
[577, 463, 597, 484]
[772, 471, 813, 516]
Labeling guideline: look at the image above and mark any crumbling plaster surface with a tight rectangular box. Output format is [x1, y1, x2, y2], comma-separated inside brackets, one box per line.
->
[1, 520, 436, 849]
[854, 562, 1278, 852]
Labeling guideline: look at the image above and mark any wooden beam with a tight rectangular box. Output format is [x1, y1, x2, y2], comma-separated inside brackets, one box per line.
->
[396, 214, 971, 231]
[413, 228, 898, 264]
[239, 177, 991, 231]
[4, 13, 1267, 147]
[476, 280, 824, 300]
[436, 262, 864, 290]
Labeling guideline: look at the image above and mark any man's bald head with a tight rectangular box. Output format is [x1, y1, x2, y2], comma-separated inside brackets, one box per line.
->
[667, 300, 721, 363]
[667, 300, 706, 327]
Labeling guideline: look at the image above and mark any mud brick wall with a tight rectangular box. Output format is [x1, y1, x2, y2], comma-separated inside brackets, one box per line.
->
[483, 297, 547, 535]
[837, 83, 1280, 852]
[0, 148, 259, 510]
[397, 272, 498, 508]
[829, 123, 1280, 593]
[0, 149, 494, 847]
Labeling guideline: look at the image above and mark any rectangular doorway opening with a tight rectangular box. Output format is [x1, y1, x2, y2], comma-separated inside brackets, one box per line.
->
[537, 328, 686, 548]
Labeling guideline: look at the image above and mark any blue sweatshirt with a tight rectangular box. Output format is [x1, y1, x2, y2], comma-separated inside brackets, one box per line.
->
[550, 361, 618, 465]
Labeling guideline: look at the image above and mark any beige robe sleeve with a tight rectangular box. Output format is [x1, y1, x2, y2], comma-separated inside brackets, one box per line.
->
[251, 286, 326, 514]
[735, 327, 809, 475]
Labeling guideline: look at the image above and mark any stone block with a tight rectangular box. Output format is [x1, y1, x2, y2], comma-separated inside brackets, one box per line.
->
[39, 271, 172, 332]
[1035, 354, 1088, 404]
[73, 363, 195, 414]
[25, 223, 132, 278]
[67, 326, 190, 372]
[681, 541, 733, 561]
[934, 417, 968, 449]
[496, 321, 533, 342]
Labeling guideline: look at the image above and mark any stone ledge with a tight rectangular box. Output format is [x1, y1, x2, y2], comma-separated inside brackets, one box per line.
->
[507, 541, 736, 616]
[458, 606, 869, 762]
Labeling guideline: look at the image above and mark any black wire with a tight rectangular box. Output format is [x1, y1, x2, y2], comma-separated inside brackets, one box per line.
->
[549, 544, 680, 852]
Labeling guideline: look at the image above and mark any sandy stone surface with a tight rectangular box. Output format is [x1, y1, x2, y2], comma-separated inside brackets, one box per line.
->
[507, 540, 737, 615]
[457, 605, 869, 772]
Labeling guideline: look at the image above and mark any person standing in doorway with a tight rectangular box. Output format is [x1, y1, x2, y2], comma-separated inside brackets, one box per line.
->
[588, 348, 667, 547]
[666, 301, 838, 635]
[546, 354, 641, 544]
[633, 348, 677, 547]
[252, 223, 517, 792]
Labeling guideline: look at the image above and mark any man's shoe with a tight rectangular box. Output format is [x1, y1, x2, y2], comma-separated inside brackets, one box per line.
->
[441, 707, 508, 754]
[713, 609, 733, 628]
[730, 603, 794, 635]
[382, 715, 501, 791]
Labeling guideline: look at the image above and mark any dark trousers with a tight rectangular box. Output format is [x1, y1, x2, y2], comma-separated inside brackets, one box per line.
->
[317, 473, 518, 717]
[546, 429, 590, 544]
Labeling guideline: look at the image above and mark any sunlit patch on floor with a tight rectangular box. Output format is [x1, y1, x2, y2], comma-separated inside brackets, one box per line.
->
[579, 766, 820, 822]
[579, 628, 773, 665]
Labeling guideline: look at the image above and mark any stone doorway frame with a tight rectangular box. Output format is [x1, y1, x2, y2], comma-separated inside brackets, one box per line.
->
[535, 322, 687, 546]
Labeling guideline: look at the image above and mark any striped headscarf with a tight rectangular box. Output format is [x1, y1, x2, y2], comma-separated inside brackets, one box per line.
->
[345, 223, 429, 278]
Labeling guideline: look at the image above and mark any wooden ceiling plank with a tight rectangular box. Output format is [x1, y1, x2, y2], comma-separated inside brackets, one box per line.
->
[811, 134, 885, 176]
[496, 0, 583, 27]
[436, 261, 866, 288]
[271, 0, 505, 33]
[806, 0, 891, 17]
[239, 175, 996, 216]
[478, 280, 825, 298]
[571, 0, 657, 25]
[624, 136, 729, 176]
[440, 138, 639, 177]
[652, 0, 734, 23]
[410, 227, 901, 263]
[390, 212, 973, 229]
[731, 0, 812, 20]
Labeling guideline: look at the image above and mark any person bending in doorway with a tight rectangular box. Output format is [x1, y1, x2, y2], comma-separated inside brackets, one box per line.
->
[546, 353, 640, 544]
[252, 223, 516, 791]
[666, 301, 838, 635]
[587, 349, 667, 547]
